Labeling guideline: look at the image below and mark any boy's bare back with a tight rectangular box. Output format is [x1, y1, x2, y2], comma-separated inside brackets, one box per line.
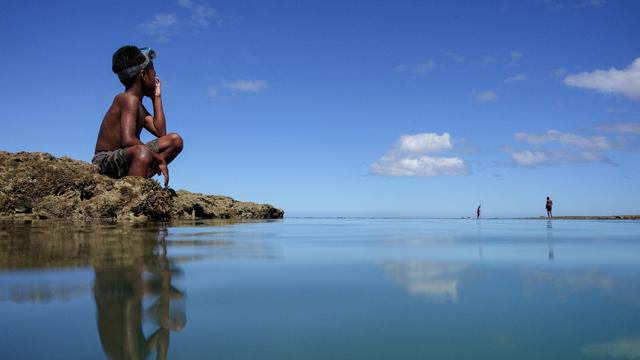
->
[95, 93, 147, 153]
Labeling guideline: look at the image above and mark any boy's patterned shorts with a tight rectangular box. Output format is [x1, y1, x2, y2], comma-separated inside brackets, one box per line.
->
[92, 139, 160, 178]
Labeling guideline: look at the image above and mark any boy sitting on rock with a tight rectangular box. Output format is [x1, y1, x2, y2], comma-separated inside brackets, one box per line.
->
[93, 45, 183, 187]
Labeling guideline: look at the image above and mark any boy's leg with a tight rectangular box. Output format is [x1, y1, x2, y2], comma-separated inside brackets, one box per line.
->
[125, 145, 156, 177]
[146, 133, 184, 165]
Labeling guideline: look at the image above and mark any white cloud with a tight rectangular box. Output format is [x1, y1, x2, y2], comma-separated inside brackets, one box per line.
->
[514, 129, 611, 150]
[370, 132, 467, 177]
[394, 61, 436, 75]
[512, 150, 547, 167]
[223, 80, 267, 92]
[474, 90, 498, 103]
[370, 154, 467, 176]
[582, 336, 640, 359]
[511, 51, 523, 61]
[511, 149, 610, 167]
[505, 129, 617, 167]
[178, 0, 219, 26]
[598, 122, 640, 134]
[505, 74, 528, 83]
[398, 133, 453, 153]
[564, 57, 640, 100]
[137, 14, 179, 41]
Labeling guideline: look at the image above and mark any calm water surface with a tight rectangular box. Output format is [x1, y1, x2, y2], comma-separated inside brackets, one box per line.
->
[1, 218, 640, 359]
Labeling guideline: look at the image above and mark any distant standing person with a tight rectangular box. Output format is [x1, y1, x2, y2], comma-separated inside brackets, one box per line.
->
[477, 204, 481, 219]
[546, 197, 553, 218]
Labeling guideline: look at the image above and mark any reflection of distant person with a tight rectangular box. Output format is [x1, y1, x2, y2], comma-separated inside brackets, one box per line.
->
[546, 197, 553, 218]
[547, 220, 554, 260]
[477, 204, 481, 219]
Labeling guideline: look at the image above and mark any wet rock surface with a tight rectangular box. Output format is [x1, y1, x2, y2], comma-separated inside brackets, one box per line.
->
[0, 151, 284, 221]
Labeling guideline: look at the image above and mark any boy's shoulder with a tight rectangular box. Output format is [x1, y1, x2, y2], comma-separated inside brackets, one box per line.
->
[113, 92, 141, 108]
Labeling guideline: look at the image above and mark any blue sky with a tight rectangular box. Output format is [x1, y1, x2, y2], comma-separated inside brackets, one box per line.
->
[1, 0, 639, 217]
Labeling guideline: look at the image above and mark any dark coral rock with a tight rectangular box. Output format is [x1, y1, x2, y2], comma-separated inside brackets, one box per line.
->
[0, 151, 284, 221]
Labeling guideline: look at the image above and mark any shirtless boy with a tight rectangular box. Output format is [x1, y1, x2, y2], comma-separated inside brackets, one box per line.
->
[93, 46, 183, 187]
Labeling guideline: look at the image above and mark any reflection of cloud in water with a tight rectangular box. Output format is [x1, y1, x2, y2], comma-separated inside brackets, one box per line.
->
[523, 267, 640, 306]
[582, 335, 640, 359]
[383, 262, 466, 303]
[524, 269, 614, 294]
[383, 235, 457, 246]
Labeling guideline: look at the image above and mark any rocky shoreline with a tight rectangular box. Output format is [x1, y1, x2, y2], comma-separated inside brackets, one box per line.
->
[0, 151, 284, 221]
[524, 215, 640, 220]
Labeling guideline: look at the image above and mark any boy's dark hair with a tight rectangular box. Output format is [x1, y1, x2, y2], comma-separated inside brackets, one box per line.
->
[112, 45, 152, 87]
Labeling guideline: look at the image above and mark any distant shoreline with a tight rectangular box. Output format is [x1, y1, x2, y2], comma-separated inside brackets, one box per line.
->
[521, 215, 640, 220]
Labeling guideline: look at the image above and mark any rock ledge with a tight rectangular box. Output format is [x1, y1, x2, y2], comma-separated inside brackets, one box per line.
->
[0, 151, 284, 221]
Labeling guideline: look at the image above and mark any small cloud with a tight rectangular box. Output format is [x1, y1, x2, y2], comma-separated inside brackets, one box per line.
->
[505, 129, 616, 167]
[178, 0, 220, 26]
[370, 154, 467, 176]
[510, 149, 612, 167]
[473, 90, 498, 103]
[505, 74, 528, 83]
[443, 51, 466, 63]
[240, 47, 257, 64]
[398, 133, 453, 153]
[564, 57, 640, 100]
[511, 51, 523, 61]
[223, 79, 267, 93]
[394, 61, 436, 75]
[514, 129, 611, 150]
[512, 150, 547, 167]
[575, 0, 607, 8]
[543, 0, 607, 10]
[137, 14, 179, 41]
[370, 132, 468, 177]
[551, 68, 568, 77]
[598, 122, 640, 135]
[482, 56, 497, 66]
[207, 87, 218, 97]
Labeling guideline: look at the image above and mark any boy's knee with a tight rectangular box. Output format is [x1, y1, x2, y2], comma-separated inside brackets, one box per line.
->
[168, 132, 183, 150]
[131, 145, 154, 163]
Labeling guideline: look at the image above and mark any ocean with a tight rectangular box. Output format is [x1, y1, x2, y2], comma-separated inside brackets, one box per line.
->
[1, 218, 640, 359]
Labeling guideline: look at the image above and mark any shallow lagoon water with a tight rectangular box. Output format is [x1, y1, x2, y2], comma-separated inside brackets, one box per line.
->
[1, 218, 640, 359]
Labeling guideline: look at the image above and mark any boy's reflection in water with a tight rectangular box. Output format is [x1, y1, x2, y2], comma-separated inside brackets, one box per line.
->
[94, 228, 186, 360]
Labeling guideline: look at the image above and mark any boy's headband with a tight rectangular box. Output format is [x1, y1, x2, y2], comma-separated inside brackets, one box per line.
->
[117, 47, 157, 81]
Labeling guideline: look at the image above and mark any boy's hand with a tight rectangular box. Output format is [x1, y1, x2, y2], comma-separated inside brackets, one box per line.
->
[155, 77, 162, 98]
[158, 162, 169, 188]
[152, 154, 169, 187]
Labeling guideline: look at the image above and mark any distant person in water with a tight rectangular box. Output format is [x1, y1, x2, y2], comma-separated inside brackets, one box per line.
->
[477, 204, 481, 219]
[546, 197, 553, 218]
[93, 46, 183, 187]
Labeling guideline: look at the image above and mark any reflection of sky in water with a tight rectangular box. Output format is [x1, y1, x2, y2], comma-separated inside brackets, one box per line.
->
[1, 219, 640, 359]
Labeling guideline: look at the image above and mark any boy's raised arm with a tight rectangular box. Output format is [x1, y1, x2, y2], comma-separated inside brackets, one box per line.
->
[143, 77, 166, 137]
